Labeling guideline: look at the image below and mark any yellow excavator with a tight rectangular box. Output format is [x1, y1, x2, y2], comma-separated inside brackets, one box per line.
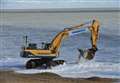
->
[20, 19, 100, 69]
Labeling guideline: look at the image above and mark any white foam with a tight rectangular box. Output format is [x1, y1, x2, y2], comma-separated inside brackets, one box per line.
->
[15, 61, 120, 79]
[0, 57, 120, 78]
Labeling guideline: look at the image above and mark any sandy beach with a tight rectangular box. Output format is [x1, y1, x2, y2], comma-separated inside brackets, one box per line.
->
[0, 70, 119, 83]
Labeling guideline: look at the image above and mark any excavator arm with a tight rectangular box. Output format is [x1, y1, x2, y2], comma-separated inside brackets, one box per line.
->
[89, 20, 99, 50]
[21, 19, 100, 60]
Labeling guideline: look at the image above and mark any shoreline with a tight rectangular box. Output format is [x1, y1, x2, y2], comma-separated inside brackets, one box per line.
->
[0, 70, 119, 83]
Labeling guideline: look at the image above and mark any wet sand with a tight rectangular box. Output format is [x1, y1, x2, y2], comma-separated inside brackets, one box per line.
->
[0, 70, 119, 83]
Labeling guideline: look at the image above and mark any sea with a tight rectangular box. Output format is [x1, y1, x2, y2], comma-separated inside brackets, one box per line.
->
[0, 11, 120, 79]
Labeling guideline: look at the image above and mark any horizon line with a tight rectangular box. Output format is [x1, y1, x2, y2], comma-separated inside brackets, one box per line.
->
[1, 8, 119, 13]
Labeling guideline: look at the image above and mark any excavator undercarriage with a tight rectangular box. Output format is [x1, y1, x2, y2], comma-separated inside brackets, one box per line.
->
[26, 58, 65, 69]
[20, 19, 100, 69]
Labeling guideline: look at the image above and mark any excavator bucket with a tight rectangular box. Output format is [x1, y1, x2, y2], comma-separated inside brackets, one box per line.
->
[77, 48, 96, 60]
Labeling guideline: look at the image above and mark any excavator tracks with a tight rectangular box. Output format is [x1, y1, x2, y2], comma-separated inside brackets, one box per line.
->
[26, 58, 65, 69]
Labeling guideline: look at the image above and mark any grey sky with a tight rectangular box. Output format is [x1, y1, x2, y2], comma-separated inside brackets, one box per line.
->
[1, 0, 120, 9]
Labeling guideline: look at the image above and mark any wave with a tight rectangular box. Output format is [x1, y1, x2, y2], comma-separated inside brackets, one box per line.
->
[1, 57, 119, 78]
[15, 61, 120, 78]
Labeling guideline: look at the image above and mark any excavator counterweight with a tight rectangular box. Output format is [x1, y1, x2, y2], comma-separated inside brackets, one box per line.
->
[20, 19, 100, 69]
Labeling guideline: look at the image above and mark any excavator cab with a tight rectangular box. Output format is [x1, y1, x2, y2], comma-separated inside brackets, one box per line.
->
[41, 42, 51, 50]
[27, 43, 37, 49]
[22, 35, 52, 50]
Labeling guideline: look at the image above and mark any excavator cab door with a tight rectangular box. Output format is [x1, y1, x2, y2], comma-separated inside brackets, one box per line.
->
[41, 42, 51, 50]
